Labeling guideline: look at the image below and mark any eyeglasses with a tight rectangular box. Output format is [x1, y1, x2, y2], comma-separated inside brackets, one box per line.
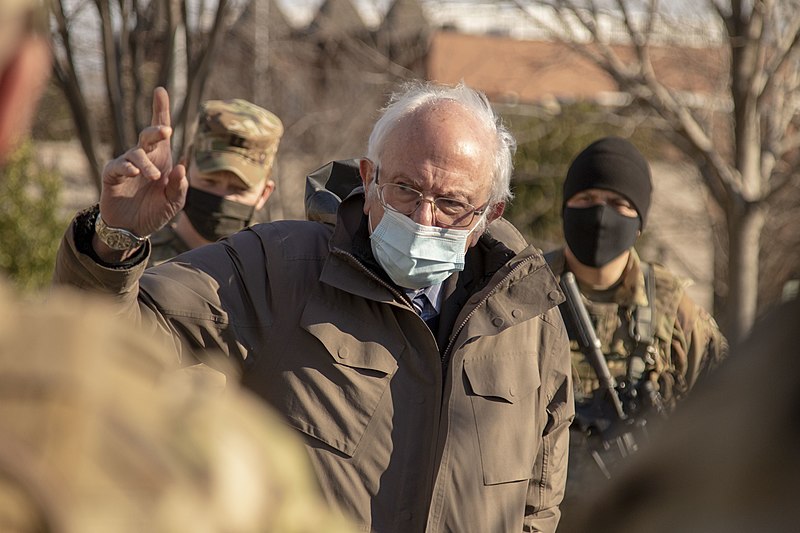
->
[375, 168, 487, 228]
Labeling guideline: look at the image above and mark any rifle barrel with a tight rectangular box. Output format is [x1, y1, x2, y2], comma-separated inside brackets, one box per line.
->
[560, 272, 627, 420]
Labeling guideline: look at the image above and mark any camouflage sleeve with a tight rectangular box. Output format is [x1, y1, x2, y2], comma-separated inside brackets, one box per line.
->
[0, 285, 358, 533]
[672, 293, 728, 394]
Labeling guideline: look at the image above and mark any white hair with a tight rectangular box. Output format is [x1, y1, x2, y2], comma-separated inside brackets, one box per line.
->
[366, 81, 516, 208]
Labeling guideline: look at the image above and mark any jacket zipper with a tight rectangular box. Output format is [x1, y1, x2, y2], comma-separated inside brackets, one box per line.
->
[441, 256, 541, 369]
[330, 249, 412, 308]
[333, 247, 442, 528]
[427, 255, 542, 530]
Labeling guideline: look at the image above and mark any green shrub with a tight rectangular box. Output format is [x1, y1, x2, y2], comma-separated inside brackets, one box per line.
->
[0, 142, 69, 291]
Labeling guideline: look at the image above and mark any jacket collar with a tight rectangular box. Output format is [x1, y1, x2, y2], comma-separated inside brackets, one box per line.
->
[322, 192, 561, 319]
[612, 249, 649, 308]
[321, 191, 403, 303]
[576, 248, 648, 308]
[548, 246, 648, 308]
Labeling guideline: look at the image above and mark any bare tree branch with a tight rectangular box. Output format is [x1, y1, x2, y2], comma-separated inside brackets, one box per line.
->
[765, 165, 800, 203]
[157, 1, 179, 96]
[50, 0, 242, 191]
[513, 0, 800, 337]
[115, 0, 135, 143]
[758, 5, 800, 96]
[175, 0, 231, 153]
[95, 0, 127, 156]
[338, 37, 419, 80]
[514, 0, 739, 206]
[130, 0, 147, 131]
[50, 0, 103, 193]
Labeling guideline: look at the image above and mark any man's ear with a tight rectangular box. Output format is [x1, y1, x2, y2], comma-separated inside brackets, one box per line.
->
[359, 158, 376, 216]
[468, 202, 506, 248]
[256, 179, 275, 211]
[487, 202, 505, 223]
[359, 158, 374, 188]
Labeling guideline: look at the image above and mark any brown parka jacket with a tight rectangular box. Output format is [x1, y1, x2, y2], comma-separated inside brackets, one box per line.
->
[54, 192, 573, 533]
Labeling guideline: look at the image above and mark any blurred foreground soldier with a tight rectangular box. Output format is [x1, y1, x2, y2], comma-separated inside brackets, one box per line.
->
[0, 287, 356, 533]
[563, 297, 800, 533]
[149, 98, 283, 266]
[53, 82, 573, 532]
[0, 3, 354, 532]
[544, 137, 727, 517]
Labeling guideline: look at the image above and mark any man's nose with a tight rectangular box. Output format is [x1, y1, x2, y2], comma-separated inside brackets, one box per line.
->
[410, 198, 436, 226]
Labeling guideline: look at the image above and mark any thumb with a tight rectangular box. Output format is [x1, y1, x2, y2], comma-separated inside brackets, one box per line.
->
[165, 163, 188, 207]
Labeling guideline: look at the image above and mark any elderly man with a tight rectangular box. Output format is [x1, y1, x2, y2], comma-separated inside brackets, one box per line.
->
[54, 82, 573, 532]
[148, 98, 283, 266]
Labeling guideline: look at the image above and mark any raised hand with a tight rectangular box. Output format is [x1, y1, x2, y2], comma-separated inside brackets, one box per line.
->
[99, 87, 187, 241]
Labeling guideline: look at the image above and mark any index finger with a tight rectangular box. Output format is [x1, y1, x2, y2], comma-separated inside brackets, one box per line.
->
[151, 87, 171, 128]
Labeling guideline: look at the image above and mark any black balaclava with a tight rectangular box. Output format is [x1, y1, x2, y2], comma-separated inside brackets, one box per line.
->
[183, 186, 256, 242]
[562, 136, 652, 267]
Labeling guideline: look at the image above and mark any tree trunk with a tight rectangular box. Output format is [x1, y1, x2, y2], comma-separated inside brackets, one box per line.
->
[52, 65, 104, 194]
[724, 203, 765, 344]
[96, 0, 128, 155]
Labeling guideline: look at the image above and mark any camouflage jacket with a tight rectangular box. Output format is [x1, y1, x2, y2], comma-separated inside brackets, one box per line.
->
[546, 248, 727, 413]
[148, 222, 191, 267]
[0, 280, 356, 533]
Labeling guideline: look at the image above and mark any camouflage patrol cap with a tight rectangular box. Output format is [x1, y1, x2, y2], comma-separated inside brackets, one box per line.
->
[193, 99, 284, 189]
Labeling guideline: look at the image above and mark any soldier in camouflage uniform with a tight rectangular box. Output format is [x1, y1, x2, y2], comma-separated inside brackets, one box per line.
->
[544, 136, 727, 523]
[564, 297, 800, 533]
[0, 285, 356, 533]
[149, 99, 283, 266]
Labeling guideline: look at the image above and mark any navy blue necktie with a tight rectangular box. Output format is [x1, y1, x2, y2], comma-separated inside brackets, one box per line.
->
[412, 292, 440, 334]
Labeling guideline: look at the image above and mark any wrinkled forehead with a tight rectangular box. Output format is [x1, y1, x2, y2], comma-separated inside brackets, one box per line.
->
[396, 99, 492, 143]
[380, 101, 495, 179]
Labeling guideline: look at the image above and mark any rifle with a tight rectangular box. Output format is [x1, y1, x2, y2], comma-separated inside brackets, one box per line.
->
[559, 272, 641, 478]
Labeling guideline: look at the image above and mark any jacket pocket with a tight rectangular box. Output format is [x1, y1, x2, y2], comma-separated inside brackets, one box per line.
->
[290, 295, 401, 456]
[464, 353, 541, 484]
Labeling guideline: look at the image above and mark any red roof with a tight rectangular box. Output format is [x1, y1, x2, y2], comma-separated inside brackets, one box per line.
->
[427, 31, 725, 105]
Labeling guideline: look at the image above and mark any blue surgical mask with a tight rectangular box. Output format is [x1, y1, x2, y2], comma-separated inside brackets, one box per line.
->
[369, 208, 481, 289]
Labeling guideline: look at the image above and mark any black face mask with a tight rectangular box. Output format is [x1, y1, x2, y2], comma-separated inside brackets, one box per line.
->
[183, 186, 256, 242]
[563, 205, 640, 267]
